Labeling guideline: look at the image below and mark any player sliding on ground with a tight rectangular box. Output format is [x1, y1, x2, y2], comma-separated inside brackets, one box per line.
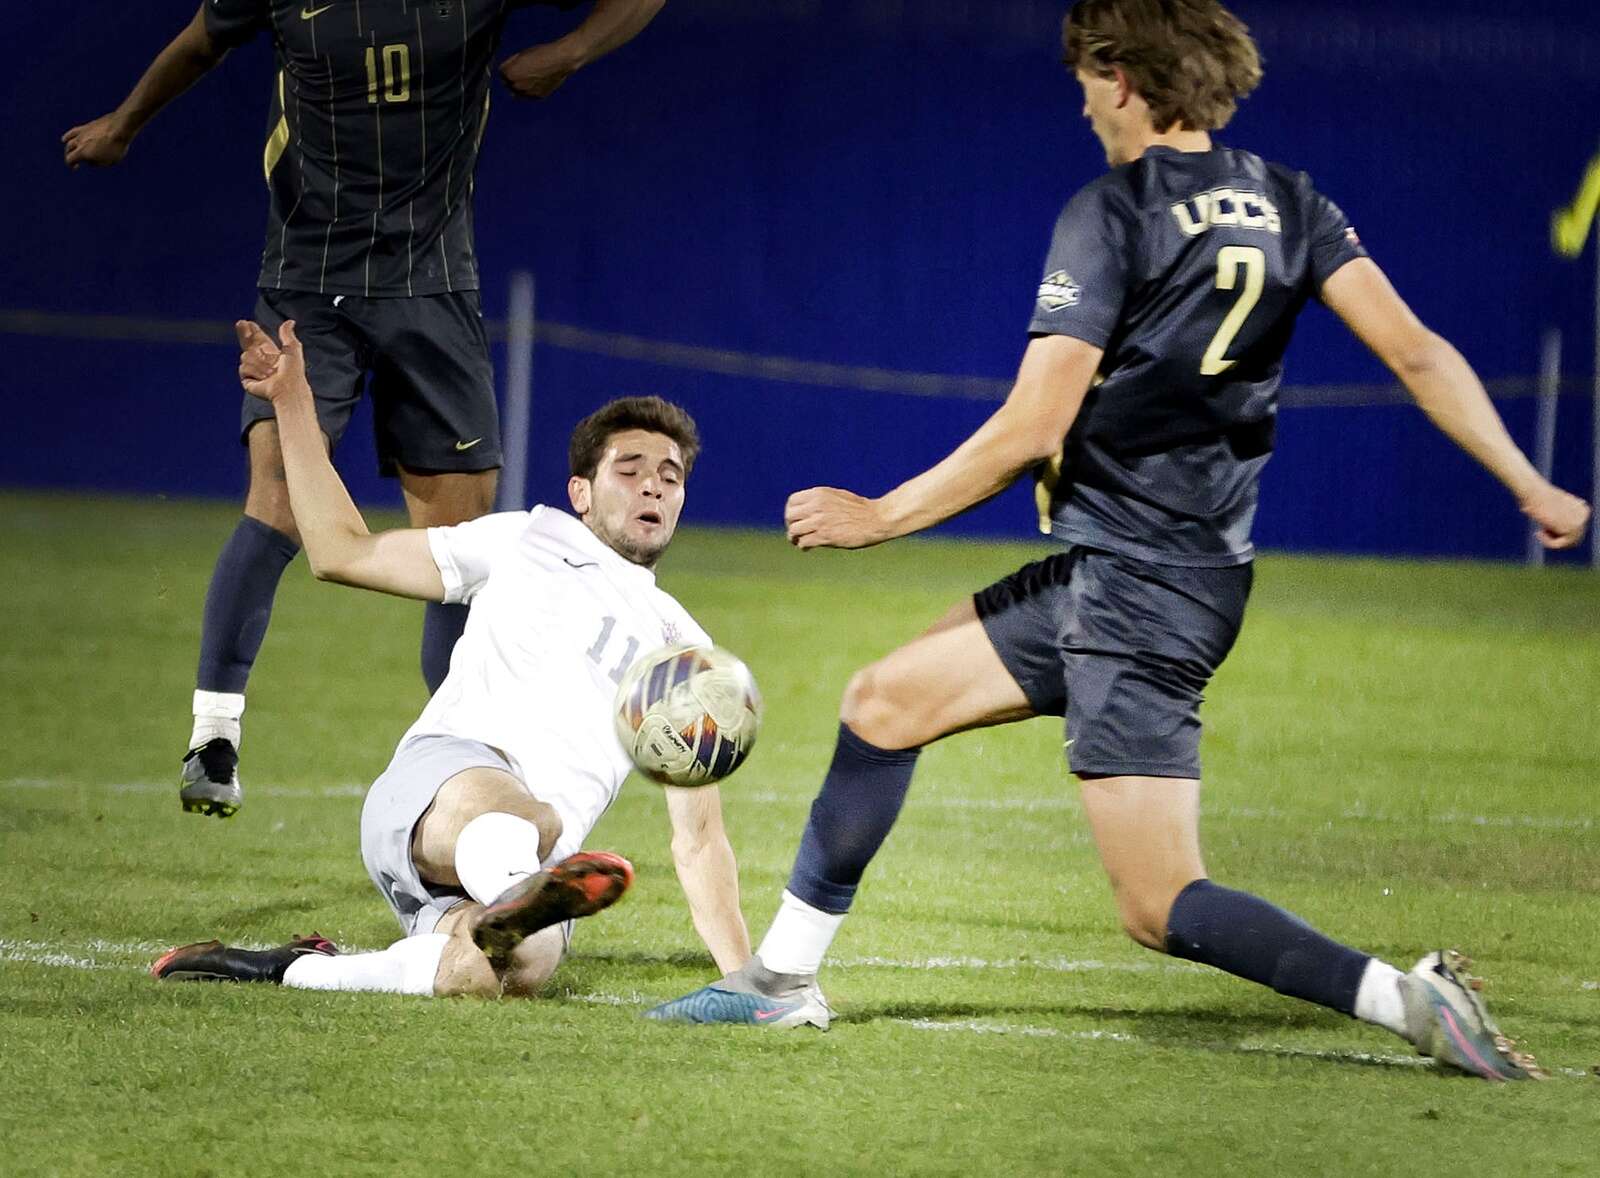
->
[648, 0, 1591, 1080]
[154, 322, 751, 998]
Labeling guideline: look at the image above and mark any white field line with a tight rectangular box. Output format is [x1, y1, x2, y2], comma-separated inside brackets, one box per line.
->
[834, 955, 1197, 976]
[735, 789, 1598, 832]
[0, 937, 388, 972]
[897, 1018, 1137, 1043]
[2, 777, 368, 799]
[4, 777, 1594, 832]
[3, 936, 1186, 980]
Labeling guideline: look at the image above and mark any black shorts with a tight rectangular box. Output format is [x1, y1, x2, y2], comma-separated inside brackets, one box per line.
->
[975, 548, 1251, 779]
[241, 288, 501, 477]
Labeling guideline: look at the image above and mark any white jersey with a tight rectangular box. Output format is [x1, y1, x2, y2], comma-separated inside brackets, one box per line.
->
[400, 506, 711, 860]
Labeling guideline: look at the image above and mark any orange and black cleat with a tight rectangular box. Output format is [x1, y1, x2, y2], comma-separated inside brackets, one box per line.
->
[471, 850, 634, 967]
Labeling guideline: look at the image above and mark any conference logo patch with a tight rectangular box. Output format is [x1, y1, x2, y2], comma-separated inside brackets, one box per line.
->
[1036, 269, 1081, 312]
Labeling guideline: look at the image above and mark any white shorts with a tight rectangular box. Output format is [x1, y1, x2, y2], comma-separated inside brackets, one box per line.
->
[361, 732, 613, 935]
[360, 734, 515, 935]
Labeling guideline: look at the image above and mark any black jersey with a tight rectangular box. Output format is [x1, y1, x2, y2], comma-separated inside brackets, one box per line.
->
[1028, 146, 1366, 566]
[206, 0, 580, 298]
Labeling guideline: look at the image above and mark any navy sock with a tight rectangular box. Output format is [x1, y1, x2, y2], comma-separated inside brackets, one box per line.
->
[786, 723, 921, 915]
[196, 516, 300, 695]
[421, 601, 468, 694]
[1163, 879, 1371, 1015]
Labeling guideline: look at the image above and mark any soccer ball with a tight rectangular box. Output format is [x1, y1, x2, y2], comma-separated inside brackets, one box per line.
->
[614, 645, 762, 787]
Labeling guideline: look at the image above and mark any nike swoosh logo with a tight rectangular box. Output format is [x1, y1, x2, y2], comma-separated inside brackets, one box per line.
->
[454, 438, 483, 451]
[754, 1007, 791, 1022]
[301, 4, 334, 20]
[562, 557, 597, 569]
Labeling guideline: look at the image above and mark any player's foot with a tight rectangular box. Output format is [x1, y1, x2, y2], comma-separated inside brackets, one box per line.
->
[1398, 950, 1544, 1080]
[470, 850, 634, 968]
[151, 933, 336, 984]
[644, 955, 833, 1028]
[179, 737, 242, 818]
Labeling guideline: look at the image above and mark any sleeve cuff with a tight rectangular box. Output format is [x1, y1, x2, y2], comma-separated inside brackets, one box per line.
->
[426, 526, 467, 604]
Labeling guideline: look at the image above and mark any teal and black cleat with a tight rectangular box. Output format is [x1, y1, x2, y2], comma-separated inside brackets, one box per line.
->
[151, 934, 337, 984]
[645, 957, 832, 1028]
[645, 982, 832, 1027]
[179, 737, 242, 818]
[1398, 949, 1545, 1081]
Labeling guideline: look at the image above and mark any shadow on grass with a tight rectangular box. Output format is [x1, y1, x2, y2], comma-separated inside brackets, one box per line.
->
[846, 1000, 1438, 1073]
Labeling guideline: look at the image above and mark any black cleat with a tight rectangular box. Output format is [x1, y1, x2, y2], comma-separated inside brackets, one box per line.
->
[150, 934, 337, 984]
[180, 737, 242, 818]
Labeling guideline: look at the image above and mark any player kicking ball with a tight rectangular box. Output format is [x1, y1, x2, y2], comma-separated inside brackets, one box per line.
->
[154, 322, 750, 998]
[647, 0, 1589, 1079]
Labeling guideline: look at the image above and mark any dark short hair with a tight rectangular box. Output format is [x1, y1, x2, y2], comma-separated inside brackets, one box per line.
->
[567, 396, 702, 480]
[1063, 0, 1262, 132]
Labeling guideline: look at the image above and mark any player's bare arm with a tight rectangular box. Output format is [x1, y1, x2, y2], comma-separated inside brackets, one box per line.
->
[663, 784, 751, 974]
[500, 0, 666, 100]
[1321, 259, 1592, 549]
[62, 3, 225, 169]
[785, 334, 1102, 550]
[234, 321, 447, 601]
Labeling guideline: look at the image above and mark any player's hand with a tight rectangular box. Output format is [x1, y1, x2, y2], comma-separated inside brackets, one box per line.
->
[1520, 482, 1591, 550]
[499, 40, 583, 100]
[785, 487, 893, 550]
[235, 320, 309, 405]
[62, 113, 132, 169]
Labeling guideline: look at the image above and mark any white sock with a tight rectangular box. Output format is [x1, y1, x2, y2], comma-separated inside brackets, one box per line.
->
[755, 890, 846, 977]
[1353, 958, 1408, 1036]
[282, 934, 448, 996]
[190, 690, 245, 752]
[454, 811, 544, 906]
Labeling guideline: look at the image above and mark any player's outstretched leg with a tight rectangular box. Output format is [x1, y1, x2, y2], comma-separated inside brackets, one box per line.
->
[648, 602, 1030, 1028]
[1083, 775, 1541, 1080]
[151, 934, 336, 983]
[470, 850, 634, 968]
[152, 932, 491, 997]
[643, 720, 914, 1029]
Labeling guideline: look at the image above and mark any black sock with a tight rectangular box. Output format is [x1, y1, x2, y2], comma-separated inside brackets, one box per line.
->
[420, 601, 469, 694]
[1163, 879, 1371, 1015]
[196, 516, 300, 695]
[786, 723, 921, 915]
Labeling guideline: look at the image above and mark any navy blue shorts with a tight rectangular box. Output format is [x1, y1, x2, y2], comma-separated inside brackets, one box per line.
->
[974, 549, 1251, 779]
[241, 288, 501, 478]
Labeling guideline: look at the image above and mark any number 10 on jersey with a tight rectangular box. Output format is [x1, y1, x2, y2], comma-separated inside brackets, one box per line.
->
[365, 44, 412, 104]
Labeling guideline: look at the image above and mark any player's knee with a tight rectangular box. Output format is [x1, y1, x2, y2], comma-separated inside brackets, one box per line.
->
[839, 663, 918, 749]
[493, 796, 563, 863]
[1111, 887, 1174, 952]
[499, 925, 565, 998]
[243, 446, 301, 540]
[432, 936, 501, 999]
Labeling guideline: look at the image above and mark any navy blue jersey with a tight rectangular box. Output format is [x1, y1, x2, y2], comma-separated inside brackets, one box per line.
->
[1028, 146, 1366, 566]
[206, 0, 580, 298]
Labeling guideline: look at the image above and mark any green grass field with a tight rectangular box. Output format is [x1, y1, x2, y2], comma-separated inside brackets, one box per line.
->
[3, 490, 1598, 1176]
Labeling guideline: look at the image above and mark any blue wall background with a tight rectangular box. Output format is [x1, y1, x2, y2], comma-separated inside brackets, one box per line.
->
[2, 0, 1597, 561]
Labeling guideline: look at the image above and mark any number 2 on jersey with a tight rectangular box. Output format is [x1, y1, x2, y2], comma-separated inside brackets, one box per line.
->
[1199, 245, 1265, 376]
